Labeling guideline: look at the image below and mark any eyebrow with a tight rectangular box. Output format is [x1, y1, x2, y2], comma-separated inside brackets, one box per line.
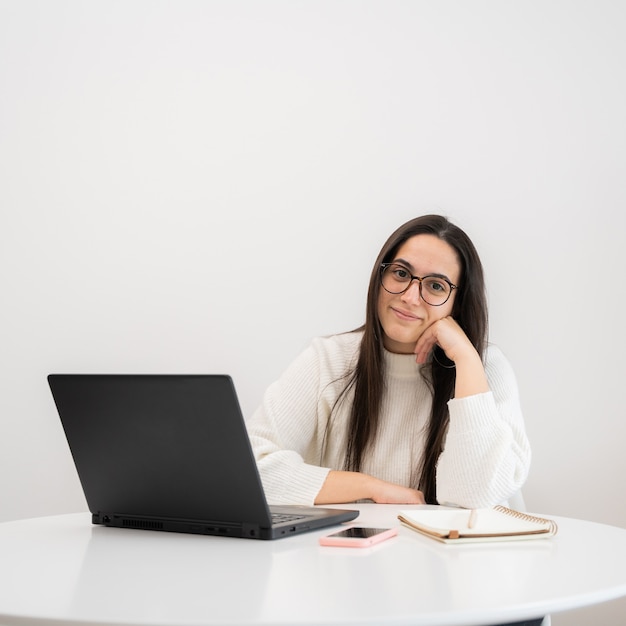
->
[392, 258, 455, 284]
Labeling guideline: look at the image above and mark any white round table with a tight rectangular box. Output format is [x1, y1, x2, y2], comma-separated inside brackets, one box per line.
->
[1, 504, 625, 626]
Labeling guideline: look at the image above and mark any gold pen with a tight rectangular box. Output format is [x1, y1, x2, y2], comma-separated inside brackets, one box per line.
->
[468, 509, 477, 529]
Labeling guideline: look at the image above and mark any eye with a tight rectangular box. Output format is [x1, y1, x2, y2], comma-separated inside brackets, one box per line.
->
[391, 265, 411, 281]
[423, 277, 449, 294]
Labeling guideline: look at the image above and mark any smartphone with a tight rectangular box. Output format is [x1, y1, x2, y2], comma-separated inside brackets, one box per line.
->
[319, 526, 398, 547]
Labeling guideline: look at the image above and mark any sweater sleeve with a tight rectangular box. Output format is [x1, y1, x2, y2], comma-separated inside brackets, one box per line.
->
[245, 340, 337, 506]
[435, 345, 531, 509]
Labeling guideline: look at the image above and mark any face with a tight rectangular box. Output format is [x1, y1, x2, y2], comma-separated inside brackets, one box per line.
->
[377, 234, 461, 354]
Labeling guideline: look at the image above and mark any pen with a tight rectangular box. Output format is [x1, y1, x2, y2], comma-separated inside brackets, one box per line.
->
[468, 509, 477, 529]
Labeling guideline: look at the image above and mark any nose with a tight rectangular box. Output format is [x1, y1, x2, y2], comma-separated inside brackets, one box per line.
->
[400, 280, 422, 305]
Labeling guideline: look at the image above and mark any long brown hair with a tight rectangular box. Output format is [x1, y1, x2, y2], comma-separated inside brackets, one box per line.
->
[341, 215, 488, 504]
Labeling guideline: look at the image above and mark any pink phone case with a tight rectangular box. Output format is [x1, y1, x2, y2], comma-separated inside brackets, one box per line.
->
[319, 526, 398, 547]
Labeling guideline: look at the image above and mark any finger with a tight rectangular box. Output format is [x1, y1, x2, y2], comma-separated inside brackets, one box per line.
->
[414, 326, 439, 363]
[416, 317, 460, 357]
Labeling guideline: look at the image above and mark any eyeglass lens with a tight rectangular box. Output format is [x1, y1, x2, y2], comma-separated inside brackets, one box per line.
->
[381, 264, 452, 306]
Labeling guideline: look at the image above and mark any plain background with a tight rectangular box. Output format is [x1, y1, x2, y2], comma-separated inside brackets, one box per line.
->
[1, 1, 625, 623]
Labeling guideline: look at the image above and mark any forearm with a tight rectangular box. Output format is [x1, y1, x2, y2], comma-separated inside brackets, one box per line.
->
[436, 393, 531, 508]
[453, 350, 489, 398]
[315, 470, 425, 505]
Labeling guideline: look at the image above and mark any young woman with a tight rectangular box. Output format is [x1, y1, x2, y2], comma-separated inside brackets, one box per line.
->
[247, 215, 531, 510]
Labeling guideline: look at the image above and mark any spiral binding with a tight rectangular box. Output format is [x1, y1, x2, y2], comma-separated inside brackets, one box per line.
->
[494, 505, 559, 535]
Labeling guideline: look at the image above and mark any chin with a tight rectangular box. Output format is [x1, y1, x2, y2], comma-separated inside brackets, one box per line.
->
[382, 334, 417, 355]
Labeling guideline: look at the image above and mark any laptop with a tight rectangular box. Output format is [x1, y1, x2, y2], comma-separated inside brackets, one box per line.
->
[47, 374, 359, 539]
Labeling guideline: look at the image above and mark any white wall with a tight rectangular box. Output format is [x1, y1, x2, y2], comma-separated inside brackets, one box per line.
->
[1, 1, 625, 623]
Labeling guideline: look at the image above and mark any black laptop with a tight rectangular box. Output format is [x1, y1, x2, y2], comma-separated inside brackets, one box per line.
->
[48, 374, 358, 539]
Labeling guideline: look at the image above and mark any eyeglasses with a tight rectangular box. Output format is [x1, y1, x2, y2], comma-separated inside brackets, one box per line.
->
[380, 263, 457, 306]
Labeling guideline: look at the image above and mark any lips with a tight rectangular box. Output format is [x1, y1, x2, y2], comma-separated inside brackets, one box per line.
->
[391, 307, 421, 321]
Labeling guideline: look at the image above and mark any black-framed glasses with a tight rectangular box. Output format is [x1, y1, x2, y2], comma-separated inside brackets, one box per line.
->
[380, 263, 458, 306]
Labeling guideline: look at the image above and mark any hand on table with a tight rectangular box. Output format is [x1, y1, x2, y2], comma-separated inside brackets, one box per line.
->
[316, 470, 425, 505]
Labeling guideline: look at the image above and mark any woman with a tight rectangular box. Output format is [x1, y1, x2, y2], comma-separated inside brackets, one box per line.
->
[247, 215, 531, 510]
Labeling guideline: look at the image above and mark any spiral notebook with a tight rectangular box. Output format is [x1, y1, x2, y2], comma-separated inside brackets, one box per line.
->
[398, 506, 558, 544]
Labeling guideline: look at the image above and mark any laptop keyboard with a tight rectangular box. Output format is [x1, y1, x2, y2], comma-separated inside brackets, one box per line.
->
[271, 512, 307, 525]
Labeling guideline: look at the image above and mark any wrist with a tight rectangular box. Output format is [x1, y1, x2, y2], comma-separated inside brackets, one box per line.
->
[453, 351, 489, 398]
[448, 342, 481, 366]
[315, 470, 375, 504]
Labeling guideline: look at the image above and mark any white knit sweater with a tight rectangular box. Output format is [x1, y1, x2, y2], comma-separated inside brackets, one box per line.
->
[247, 331, 531, 509]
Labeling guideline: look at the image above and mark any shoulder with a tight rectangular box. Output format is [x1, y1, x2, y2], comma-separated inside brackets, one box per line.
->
[278, 330, 362, 381]
[484, 343, 513, 370]
[307, 330, 363, 373]
[311, 330, 363, 355]
[483, 343, 519, 393]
